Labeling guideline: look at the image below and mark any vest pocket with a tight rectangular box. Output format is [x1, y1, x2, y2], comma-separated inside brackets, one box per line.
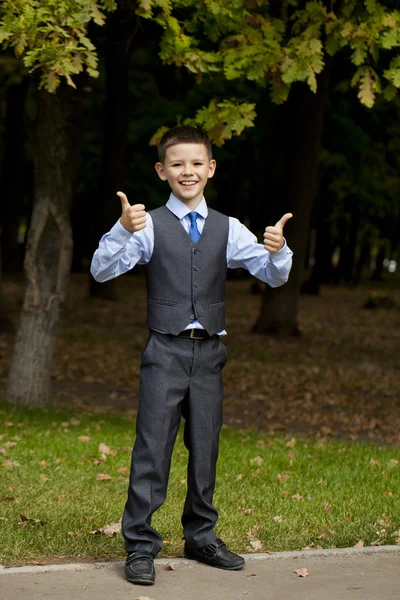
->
[148, 298, 178, 307]
[209, 301, 225, 309]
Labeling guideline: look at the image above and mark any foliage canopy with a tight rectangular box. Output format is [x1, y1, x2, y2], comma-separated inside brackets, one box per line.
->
[0, 0, 116, 92]
[1, 0, 400, 142]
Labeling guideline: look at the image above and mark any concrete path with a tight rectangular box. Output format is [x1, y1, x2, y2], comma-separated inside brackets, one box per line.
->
[1, 546, 399, 600]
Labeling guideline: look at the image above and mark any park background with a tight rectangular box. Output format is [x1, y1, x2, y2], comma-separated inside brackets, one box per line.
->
[0, 0, 399, 567]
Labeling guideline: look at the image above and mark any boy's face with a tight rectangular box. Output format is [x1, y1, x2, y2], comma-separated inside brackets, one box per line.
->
[155, 143, 216, 207]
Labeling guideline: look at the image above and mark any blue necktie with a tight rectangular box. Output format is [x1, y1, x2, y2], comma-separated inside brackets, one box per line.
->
[188, 211, 200, 243]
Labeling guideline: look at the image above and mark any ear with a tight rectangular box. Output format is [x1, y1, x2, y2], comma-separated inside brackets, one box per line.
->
[155, 162, 167, 181]
[208, 159, 216, 179]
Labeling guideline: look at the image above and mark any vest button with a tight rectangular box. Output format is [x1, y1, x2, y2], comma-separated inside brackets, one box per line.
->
[190, 314, 195, 320]
[194, 249, 200, 254]
[193, 282, 198, 287]
[193, 265, 199, 271]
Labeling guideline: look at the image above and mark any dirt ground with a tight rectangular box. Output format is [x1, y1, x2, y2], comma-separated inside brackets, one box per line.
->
[1, 273, 399, 445]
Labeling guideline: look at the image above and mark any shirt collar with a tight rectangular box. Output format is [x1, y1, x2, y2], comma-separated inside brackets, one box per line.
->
[166, 194, 208, 220]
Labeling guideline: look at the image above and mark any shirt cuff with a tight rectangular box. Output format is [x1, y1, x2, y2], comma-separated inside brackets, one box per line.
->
[268, 238, 291, 262]
[109, 219, 134, 243]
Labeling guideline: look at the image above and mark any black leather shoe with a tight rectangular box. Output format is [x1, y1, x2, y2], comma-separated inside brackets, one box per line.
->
[125, 551, 155, 585]
[184, 538, 245, 570]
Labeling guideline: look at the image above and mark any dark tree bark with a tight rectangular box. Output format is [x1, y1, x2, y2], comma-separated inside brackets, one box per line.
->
[371, 240, 387, 282]
[254, 70, 330, 335]
[6, 84, 85, 407]
[0, 80, 29, 275]
[307, 189, 337, 289]
[336, 199, 360, 283]
[0, 254, 13, 333]
[353, 238, 371, 284]
[89, 0, 137, 299]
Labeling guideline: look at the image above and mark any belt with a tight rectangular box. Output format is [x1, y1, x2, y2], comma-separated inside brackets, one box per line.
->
[177, 328, 213, 340]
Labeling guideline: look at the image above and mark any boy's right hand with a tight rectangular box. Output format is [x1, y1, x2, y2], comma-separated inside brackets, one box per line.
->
[117, 191, 147, 233]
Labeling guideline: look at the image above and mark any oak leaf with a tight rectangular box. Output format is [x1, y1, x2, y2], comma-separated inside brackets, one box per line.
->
[96, 473, 112, 481]
[294, 568, 309, 577]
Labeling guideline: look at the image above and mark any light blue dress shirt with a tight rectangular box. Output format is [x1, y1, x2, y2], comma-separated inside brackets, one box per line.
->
[91, 194, 293, 333]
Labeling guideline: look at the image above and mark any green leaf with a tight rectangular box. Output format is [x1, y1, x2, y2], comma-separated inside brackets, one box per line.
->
[383, 84, 397, 101]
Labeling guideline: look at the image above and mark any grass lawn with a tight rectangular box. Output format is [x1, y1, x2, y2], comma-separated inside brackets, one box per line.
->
[0, 403, 399, 567]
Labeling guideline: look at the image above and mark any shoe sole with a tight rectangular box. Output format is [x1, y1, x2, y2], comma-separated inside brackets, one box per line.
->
[184, 553, 245, 571]
[126, 576, 155, 585]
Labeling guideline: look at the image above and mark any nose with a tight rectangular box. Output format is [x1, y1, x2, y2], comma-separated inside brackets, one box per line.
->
[182, 164, 193, 176]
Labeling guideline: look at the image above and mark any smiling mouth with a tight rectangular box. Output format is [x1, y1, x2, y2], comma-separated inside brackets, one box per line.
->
[179, 181, 198, 187]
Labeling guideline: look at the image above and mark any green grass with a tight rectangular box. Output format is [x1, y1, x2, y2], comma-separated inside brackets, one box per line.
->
[0, 403, 399, 566]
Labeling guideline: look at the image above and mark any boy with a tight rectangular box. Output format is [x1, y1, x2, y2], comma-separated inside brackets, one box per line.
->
[91, 126, 293, 586]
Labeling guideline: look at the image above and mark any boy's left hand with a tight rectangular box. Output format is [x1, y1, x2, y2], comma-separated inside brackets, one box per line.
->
[264, 213, 293, 253]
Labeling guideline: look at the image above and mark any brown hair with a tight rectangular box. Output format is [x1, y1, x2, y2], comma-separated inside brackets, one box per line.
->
[158, 125, 212, 163]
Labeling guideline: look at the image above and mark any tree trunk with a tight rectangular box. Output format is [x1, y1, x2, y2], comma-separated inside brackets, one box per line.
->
[6, 84, 85, 407]
[254, 71, 330, 335]
[0, 254, 13, 332]
[89, 1, 137, 299]
[353, 238, 371, 284]
[0, 80, 28, 274]
[336, 199, 360, 283]
[371, 240, 387, 282]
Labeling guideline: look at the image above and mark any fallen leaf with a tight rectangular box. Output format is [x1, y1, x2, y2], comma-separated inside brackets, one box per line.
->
[18, 514, 45, 526]
[246, 573, 257, 577]
[98, 443, 116, 458]
[90, 522, 121, 536]
[285, 438, 296, 448]
[292, 493, 304, 501]
[39, 460, 47, 467]
[323, 502, 332, 512]
[354, 540, 364, 548]
[320, 426, 333, 436]
[370, 539, 382, 546]
[249, 540, 263, 551]
[294, 568, 309, 577]
[389, 459, 399, 469]
[277, 474, 290, 483]
[4, 441, 17, 448]
[118, 467, 129, 474]
[96, 473, 112, 481]
[272, 515, 286, 524]
[69, 418, 81, 426]
[236, 473, 243, 481]
[370, 458, 378, 468]
[78, 436, 91, 443]
[385, 490, 393, 497]
[246, 524, 261, 540]
[2, 460, 20, 468]
[238, 508, 253, 515]
[167, 562, 176, 570]
[250, 456, 263, 466]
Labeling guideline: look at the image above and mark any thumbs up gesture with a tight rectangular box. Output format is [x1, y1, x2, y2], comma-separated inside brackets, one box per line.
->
[117, 191, 147, 233]
[263, 213, 293, 253]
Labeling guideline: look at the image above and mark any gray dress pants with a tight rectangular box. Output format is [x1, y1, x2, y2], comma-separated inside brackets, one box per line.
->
[122, 330, 227, 556]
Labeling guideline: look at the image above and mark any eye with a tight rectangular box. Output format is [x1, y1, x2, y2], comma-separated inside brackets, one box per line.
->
[194, 162, 204, 166]
[172, 163, 181, 167]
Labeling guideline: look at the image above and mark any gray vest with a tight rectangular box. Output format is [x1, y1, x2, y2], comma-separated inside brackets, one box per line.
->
[145, 205, 229, 336]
